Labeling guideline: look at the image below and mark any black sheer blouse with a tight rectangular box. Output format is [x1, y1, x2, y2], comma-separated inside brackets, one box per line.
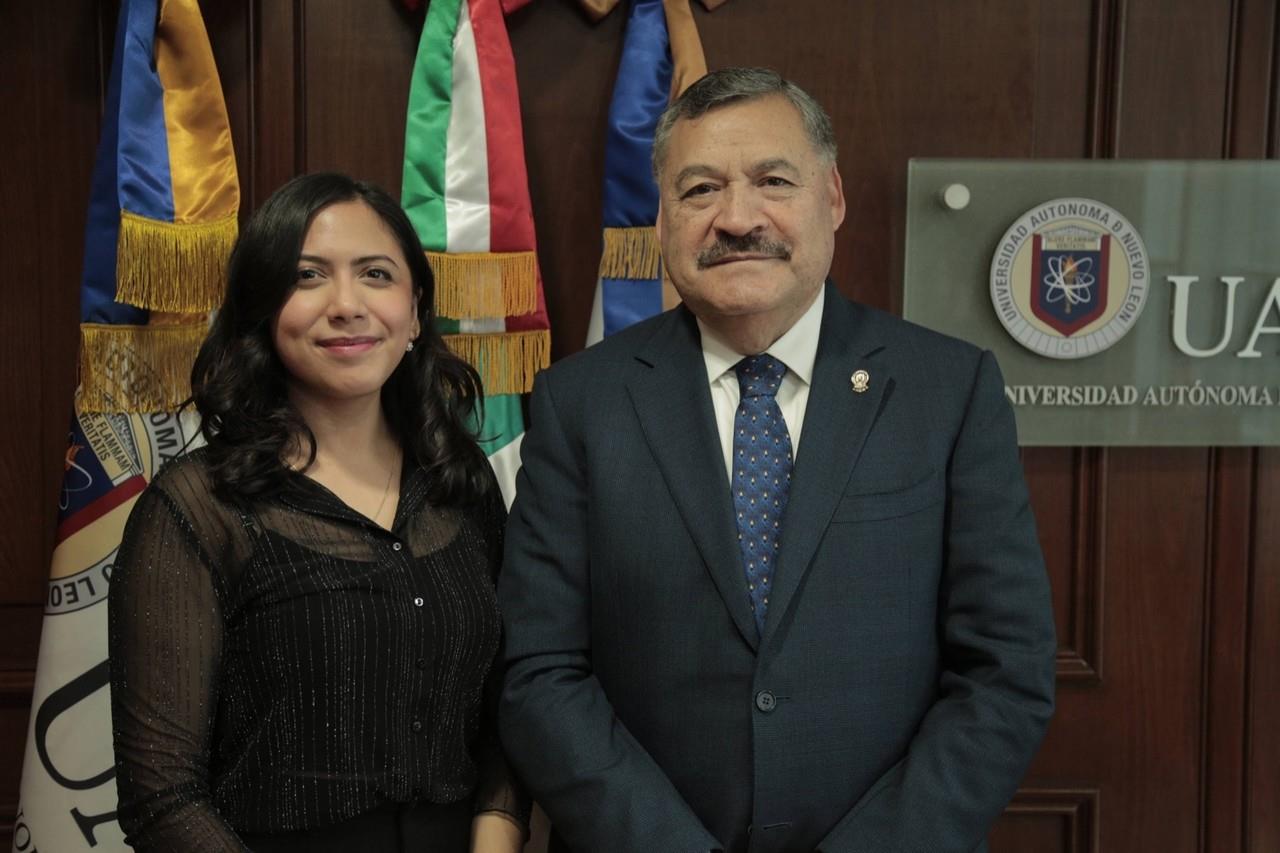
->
[108, 448, 528, 851]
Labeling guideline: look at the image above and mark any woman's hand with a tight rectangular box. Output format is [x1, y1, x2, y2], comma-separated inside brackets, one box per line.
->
[469, 812, 526, 853]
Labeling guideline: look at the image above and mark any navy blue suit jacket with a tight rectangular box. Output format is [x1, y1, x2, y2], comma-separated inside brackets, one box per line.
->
[499, 287, 1056, 853]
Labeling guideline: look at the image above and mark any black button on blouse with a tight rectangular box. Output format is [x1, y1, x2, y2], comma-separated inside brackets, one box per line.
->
[108, 449, 528, 851]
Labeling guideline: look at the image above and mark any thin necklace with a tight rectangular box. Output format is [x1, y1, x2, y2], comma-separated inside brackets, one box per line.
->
[371, 451, 399, 525]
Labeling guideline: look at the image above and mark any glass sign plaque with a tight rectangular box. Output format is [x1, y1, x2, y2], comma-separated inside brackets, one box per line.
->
[903, 160, 1280, 445]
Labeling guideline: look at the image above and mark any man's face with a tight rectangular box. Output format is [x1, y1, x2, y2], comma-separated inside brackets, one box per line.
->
[655, 94, 845, 339]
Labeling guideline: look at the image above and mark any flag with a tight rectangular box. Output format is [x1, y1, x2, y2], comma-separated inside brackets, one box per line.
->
[402, 0, 552, 508]
[13, 0, 237, 849]
[585, 0, 710, 347]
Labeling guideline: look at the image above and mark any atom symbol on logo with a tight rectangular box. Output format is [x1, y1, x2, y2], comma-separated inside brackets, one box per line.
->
[1043, 255, 1095, 308]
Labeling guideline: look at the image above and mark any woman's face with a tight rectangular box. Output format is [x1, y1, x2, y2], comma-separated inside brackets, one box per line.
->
[272, 199, 420, 411]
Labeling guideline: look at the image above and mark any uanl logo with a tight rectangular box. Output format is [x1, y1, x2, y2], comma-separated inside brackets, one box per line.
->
[47, 412, 199, 615]
[990, 198, 1149, 359]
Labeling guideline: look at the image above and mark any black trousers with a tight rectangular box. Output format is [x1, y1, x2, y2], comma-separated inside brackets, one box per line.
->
[240, 799, 472, 852]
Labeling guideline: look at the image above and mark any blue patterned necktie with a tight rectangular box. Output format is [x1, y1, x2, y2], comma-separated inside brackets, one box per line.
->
[732, 354, 794, 636]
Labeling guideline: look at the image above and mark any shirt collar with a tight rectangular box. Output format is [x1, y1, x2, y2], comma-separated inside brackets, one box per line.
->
[697, 286, 824, 385]
[277, 454, 425, 533]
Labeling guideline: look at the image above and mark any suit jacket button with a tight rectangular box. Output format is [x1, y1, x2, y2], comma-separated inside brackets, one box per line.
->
[755, 690, 776, 712]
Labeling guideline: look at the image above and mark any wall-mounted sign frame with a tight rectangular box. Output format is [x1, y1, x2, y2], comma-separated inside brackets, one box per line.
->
[903, 160, 1280, 445]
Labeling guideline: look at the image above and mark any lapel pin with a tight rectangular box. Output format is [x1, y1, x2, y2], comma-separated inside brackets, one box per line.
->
[850, 369, 870, 393]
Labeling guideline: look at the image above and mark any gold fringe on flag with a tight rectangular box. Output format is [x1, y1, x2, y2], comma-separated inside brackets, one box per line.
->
[427, 251, 538, 320]
[116, 210, 237, 312]
[443, 329, 550, 396]
[76, 319, 208, 413]
[598, 226, 661, 280]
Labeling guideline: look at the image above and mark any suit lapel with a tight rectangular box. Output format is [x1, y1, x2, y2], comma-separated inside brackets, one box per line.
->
[628, 308, 761, 652]
[761, 289, 892, 647]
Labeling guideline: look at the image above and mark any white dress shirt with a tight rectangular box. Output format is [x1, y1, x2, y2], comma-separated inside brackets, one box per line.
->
[698, 288, 825, 484]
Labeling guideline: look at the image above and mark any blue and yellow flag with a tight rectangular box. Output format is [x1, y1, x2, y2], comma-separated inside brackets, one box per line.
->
[585, 0, 710, 345]
[78, 0, 239, 412]
[14, 1, 237, 849]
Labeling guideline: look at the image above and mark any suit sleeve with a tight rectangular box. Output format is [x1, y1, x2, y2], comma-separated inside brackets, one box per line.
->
[818, 350, 1057, 853]
[498, 372, 723, 853]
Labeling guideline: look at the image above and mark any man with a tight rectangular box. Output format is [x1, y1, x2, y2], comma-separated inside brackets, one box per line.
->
[499, 68, 1056, 853]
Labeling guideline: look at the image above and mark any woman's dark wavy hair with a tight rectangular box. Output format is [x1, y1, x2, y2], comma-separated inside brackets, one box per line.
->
[191, 172, 491, 506]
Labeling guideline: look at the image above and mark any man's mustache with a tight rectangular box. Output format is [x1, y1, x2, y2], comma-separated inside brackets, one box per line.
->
[696, 234, 792, 269]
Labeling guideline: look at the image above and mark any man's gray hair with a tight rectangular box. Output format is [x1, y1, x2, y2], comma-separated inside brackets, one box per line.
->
[651, 67, 838, 179]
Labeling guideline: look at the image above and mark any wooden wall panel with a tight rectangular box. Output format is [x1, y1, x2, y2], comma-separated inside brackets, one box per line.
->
[251, 1, 305, 205]
[1108, 450, 1208, 853]
[1033, 1, 1097, 159]
[0, 708, 29, 842]
[1202, 447, 1253, 852]
[1084, 0, 1125, 157]
[1024, 448, 1104, 682]
[990, 788, 1100, 853]
[1028, 448, 1215, 853]
[1243, 10, 1279, 839]
[1248, 448, 1280, 851]
[2, 2, 1277, 851]
[1118, 0, 1232, 157]
[1212, 6, 1278, 848]
[0, 2, 102, 841]
[301, 0, 420, 185]
[1098, 3, 1255, 853]
[1224, 0, 1277, 158]
[0, 5, 98, 607]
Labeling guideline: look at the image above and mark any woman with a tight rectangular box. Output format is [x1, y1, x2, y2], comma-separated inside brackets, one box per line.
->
[109, 173, 528, 852]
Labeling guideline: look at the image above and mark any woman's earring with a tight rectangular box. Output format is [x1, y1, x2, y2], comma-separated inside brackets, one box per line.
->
[406, 340, 415, 352]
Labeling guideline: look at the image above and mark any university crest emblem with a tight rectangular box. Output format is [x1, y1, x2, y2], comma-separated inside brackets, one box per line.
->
[990, 198, 1149, 359]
